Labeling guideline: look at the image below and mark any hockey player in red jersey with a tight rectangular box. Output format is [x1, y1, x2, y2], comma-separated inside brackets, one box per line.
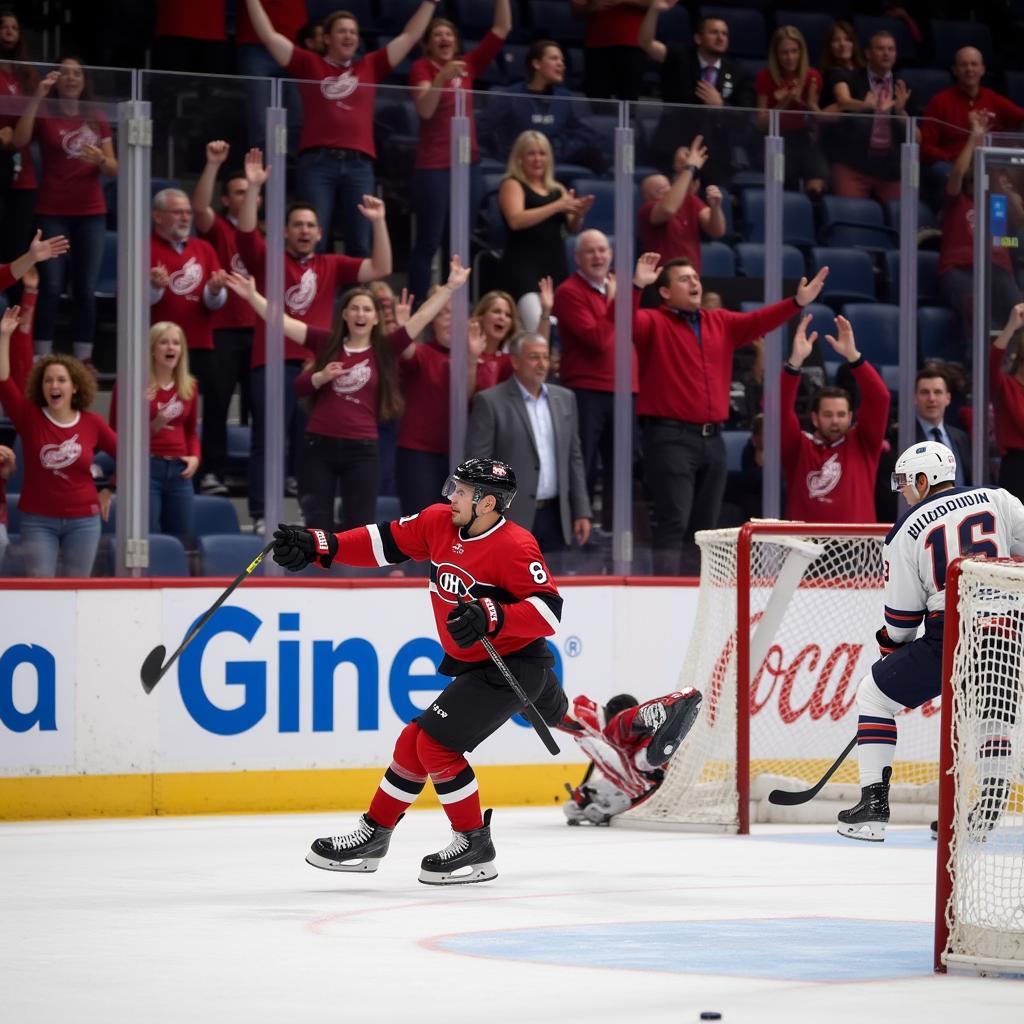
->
[273, 458, 700, 883]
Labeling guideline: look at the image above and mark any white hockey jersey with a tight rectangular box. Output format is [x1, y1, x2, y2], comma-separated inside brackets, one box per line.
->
[883, 485, 1024, 642]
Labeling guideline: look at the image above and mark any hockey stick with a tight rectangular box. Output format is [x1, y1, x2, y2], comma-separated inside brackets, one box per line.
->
[767, 735, 857, 805]
[140, 540, 275, 694]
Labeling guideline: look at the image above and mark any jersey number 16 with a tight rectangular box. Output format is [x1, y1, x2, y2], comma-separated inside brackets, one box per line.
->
[923, 511, 998, 588]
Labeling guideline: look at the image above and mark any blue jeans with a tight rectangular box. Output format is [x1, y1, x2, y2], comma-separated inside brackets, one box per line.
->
[296, 148, 374, 256]
[19, 510, 102, 577]
[235, 44, 302, 155]
[248, 362, 307, 520]
[150, 456, 195, 536]
[35, 213, 106, 347]
[408, 164, 483, 304]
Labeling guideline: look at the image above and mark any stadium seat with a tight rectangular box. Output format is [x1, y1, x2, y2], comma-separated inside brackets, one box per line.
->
[376, 495, 401, 521]
[773, 11, 832, 64]
[722, 430, 750, 474]
[885, 250, 941, 306]
[197, 534, 268, 577]
[701, 241, 737, 277]
[453, 0, 526, 43]
[931, 20, 993, 68]
[852, 16, 917, 62]
[306, 0, 372, 26]
[734, 243, 806, 281]
[226, 424, 251, 474]
[884, 199, 937, 232]
[841, 303, 900, 365]
[94, 231, 118, 299]
[899, 69, 953, 112]
[698, 7, 767, 59]
[659, 4, 692, 43]
[378, 0, 449, 33]
[798, 302, 839, 347]
[145, 534, 190, 578]
[918, 306, 966, 364]
[527, 1, 586, 45]
[810, 247, 877, 306]
[820, 196, 898, 252]
[740, 189, 816, 249]
[5, 491, 19, 532]
[193, 495, 240, 536]
[569, 178, 618, 237]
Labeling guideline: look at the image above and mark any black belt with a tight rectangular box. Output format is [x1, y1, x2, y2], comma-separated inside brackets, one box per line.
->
[641, 416, 721, 437]
[309, 146, 367, 159]
[535, 497, 559, 510]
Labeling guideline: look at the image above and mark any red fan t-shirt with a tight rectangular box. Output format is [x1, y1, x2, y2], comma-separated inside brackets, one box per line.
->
[33, 110, 111, 216]
[150, 233, 224, 352]
[939, 193, 1013, 275]
[198, 214, 258, 331]
[110, 381, 200, 459]
[398, 339, 454, 454]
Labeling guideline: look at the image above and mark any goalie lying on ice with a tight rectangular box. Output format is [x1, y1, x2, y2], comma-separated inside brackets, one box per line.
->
[559, 689, 702, 825]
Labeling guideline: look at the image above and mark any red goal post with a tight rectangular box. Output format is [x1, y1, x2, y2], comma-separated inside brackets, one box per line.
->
[618, 521, 941, 833]
[934, 556, 1024, 976]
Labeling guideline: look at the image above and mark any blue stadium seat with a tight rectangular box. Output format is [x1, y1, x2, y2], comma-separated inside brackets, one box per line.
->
[5, 491, 19, 532]
[734, 243, 806, 281]
[145, 534, 190, 577]
[226, 424, 251, 474]
[799, 302, 839, 348]
[555, 163, 601, 189]
[698, 7, 767, 59]
[193, 495, 240, 535]
[94, 231, 118, 299]
[306, 0, 373, 26]
[701, 241, 737, 277]
[841, 303, 900, 365]
[918, 306, 966, 364]
[197, 534, 268, 577]
[931, 20, 993, 68]
[570, 178, 618, 237]
[884, 199, 937, 231]
[378, 0, 450, 33]
[376, 495, 401, 521]
[528, 1, 586, 45]
[722, 430, 750, 474]
[374, 100, 419, 143]
[810, 247, 877, 306]
[659, 5, 692, 43]
[820, 196, 898, 252]
[852, 15, 917, 62]
[453, 0, 526, 43]
[773, 11, 833, 64]
[885, 250, 941, 306]
[899, 69, 953, 111]
[741, 189, 817, 249]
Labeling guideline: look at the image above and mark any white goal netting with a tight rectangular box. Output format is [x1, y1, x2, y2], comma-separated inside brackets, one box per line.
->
[620, 524, 940, 831]
[940, 558, 1024, 974]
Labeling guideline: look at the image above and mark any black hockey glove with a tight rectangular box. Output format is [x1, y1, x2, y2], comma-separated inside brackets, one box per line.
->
[445, 597, 505, 648]
[876, 626, 910, 659]
[272, 524, 338, 571]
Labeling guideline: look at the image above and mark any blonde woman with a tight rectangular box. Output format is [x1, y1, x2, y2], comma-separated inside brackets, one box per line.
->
[755, 26, 827, 197]
[110, 322, 199, 537]
[497, 130, 594, 304]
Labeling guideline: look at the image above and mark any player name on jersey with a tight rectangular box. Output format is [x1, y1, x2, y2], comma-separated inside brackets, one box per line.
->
[904, 490, 991, 540]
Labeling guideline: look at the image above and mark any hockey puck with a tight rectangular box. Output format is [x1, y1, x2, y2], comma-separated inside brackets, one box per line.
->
[700, 1013, 722, 1020]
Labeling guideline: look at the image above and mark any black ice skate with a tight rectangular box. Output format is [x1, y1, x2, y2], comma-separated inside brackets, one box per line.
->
[967, 778, 1010, 839]
[306, 813, 400, 872]
[419, 808, 498, 885]
[837, 766, 891, 842]
[635, 689, 702, 767]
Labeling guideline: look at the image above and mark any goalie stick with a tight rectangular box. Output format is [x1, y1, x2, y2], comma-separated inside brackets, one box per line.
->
[767, 735, 857, 805]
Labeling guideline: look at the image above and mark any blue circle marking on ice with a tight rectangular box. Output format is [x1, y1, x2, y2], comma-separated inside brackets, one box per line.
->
[430, 918, 934, 980]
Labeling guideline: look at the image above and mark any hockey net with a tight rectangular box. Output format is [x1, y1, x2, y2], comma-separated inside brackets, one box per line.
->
[935, 557, 1024, 975]
[618, 522, 940, 832]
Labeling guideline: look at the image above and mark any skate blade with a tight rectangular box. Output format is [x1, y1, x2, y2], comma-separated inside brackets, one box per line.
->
[836, 822, 886, 842]
[305, 850, 382, 872]
[417, 861, 498, 886]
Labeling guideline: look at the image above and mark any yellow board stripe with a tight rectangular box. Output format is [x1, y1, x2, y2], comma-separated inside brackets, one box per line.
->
[0, 763, 588, 821]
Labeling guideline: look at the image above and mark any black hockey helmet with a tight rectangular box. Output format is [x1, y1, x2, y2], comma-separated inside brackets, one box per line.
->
[604, 694, 639, 721]
[442, 458, 518, 512]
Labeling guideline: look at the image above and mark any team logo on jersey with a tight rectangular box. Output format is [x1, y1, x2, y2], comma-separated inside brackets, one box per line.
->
[286, 268, 317, 316]
[60, 122, 99, 159]
[807, 452, 842, 500]
[39, 434, 82, 475]
[433, 561, 476, 604]
[331, 358, 372, 395]
[320, 70, 358, 109]
[157, 395, 183, 424]
[229, 252, 250, 276]
[451, 543, 464, 554]
[169, 257, 204, 296]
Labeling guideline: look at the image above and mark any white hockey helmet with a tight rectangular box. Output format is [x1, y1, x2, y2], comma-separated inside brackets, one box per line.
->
[890, 440, 957, 492]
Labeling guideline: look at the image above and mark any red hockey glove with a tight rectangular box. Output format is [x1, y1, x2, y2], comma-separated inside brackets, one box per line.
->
[876, 626, 910, 658]
[445, 597, 505, 648]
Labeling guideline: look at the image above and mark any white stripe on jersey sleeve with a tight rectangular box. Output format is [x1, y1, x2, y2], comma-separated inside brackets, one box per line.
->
[367, 523, 389, 567]
[526, 595, 561, 631]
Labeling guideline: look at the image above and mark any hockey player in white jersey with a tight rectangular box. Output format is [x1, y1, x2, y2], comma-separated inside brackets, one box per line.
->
[838, 440, 1024, 841]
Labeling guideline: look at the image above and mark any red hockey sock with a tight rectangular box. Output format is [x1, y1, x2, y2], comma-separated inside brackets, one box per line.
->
[368, 722, 428, 827]
[417, 731, 483, 832]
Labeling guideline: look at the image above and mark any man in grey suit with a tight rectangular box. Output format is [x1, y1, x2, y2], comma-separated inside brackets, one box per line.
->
[465, 333, 592, 553]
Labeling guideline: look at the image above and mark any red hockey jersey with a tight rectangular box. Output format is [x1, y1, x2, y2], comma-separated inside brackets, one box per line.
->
[334, 503, 562, 671]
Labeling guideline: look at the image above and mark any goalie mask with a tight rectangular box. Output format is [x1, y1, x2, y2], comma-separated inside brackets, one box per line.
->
[442, 458, 518, 514]
[890, 440, 956, 494]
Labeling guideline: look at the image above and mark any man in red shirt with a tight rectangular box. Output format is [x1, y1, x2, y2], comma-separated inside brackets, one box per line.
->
[630, 251, 828, 574]
[552, 229, 637, 531]
[921, 46, 1024, 201]
[150, 187, 228, 484]
[245, 0, 437, 254]
[637, 134, 727, 273]
[235, 148, 392, 532]
[780, 314, 889, 523]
